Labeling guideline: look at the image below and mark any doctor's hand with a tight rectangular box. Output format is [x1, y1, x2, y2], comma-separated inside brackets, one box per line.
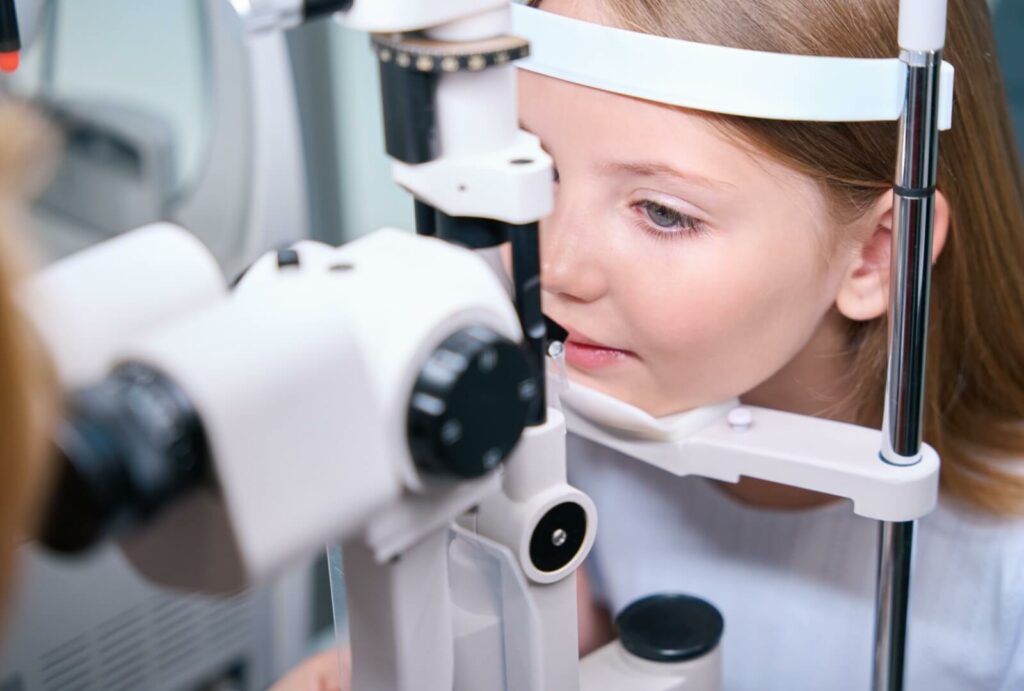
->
[269, 647, 351, 691]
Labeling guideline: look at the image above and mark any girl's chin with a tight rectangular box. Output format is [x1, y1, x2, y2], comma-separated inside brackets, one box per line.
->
[566, 366, 646, 403]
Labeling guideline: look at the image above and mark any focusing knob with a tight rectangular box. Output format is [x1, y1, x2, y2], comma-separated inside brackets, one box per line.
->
[408, 326, 535, 478]
[616, 594, 724, 664]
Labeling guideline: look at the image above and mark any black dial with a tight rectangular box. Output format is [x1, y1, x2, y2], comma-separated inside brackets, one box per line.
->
[407, 326, 536, 478]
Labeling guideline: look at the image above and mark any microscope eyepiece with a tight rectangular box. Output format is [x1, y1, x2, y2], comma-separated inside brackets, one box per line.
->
[39, 364, 211, 554]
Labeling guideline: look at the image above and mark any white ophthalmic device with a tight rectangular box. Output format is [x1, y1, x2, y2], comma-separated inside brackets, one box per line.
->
[21, 0, 952, 689]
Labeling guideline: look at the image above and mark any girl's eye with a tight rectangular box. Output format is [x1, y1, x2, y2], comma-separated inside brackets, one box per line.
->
[632, 200, 705, 237]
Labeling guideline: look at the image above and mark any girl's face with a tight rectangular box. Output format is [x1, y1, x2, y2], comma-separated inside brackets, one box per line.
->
[520, 2, 862, 416]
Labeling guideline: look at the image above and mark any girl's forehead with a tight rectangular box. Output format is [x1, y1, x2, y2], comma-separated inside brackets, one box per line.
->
[520, 73, 757, 177]
[521, 72, 712, 138]
[519, 70, 829, 223]
[534, 0, 615, 24]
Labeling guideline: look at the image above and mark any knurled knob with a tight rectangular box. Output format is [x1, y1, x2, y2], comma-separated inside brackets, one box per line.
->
[407, 326, 536, 478]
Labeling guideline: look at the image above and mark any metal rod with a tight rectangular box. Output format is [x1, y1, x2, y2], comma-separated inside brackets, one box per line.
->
[881, 50, 943, 465]
[873, 49, 943, 691]
[510, 222, 547, 426]
[872, 521, 915, 691]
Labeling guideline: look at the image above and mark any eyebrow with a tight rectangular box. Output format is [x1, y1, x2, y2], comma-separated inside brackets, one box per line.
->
[519, 121, 734, 192]
[595, 160, 736, 191]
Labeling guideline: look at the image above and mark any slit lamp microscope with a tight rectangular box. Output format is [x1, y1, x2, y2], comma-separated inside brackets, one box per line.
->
[15, 1, 953, 689]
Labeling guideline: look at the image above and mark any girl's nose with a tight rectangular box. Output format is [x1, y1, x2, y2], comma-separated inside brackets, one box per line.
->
[540, 200, 609, 304]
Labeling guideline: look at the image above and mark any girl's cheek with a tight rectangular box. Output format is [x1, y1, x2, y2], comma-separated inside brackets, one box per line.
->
[635, 266, 808, 362]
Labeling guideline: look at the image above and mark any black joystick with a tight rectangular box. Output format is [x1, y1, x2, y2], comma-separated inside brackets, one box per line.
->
[39, 363, 210, 553]
[616, 593, 725, 664]
[408, 325, 536, 478]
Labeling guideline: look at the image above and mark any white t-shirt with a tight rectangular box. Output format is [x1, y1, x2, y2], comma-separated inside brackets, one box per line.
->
[569, 433, 1024, 691]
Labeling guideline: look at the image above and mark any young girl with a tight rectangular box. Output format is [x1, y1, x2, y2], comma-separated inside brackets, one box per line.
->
[520, 0, 1024, 688]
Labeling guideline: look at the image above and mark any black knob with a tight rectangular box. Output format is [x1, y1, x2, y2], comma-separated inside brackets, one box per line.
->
[407, 326, 536, 478]
[529, 501, 588, 573]
[616, 594, 724, 664]
[276, 248, 301, 269]
[39, 363, 210, 553]
[303, 0, 354, 21]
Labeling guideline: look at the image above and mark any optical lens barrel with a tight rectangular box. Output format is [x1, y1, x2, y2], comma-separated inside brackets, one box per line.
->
[40, 364, 210, 553]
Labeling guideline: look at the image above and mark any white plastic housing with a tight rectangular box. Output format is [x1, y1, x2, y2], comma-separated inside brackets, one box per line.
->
[513, 4, 956, 130]
[392, 131, 554, 224]
[257, 231, 525, 492]
[899, 0, 948, 51]
[389, 29, 555, 225]
[436, 65, 519, 159]
[426, 7, 518, 158]
[344, 531, 455, 691]
[118, 230, 523, 582]
[448, 527, 547, 691]
[472, 410, 591, 691]
[581, 640, 721, 691]
[475, 411, 596, 586]
[563, 401, 939, 522]
[21, 223, 226, 388]
[337, 0, 506, 33]
[427, 6, 509, 42]
[228, 0, 303, 33]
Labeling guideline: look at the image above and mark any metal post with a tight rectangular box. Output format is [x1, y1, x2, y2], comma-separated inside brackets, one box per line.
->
[874, 45, 943, 691]
[881, 49, 943, 466]
[873, 521, 916, 690]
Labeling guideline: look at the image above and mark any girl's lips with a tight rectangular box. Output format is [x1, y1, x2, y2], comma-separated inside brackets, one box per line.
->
[563, 330, 636, 370]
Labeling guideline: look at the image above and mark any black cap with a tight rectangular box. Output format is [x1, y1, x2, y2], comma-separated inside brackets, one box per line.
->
[616, 594, 724, 664]
[0, 0, 20, 54]
[303, 0, 354, 21]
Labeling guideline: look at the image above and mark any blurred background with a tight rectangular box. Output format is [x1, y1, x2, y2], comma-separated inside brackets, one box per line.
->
[0, 1, 1020, 690]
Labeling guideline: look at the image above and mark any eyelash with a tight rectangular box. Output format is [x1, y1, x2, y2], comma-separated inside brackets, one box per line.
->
[550, 167, 706, 240]
[630, 200, 706, 239]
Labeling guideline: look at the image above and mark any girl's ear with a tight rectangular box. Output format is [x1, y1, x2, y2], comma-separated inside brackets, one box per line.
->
[835, 189, 950, 322]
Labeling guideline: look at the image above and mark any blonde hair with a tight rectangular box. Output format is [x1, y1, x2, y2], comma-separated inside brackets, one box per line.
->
[540, 0, 1024, 514]
[0, 102, 58, 608]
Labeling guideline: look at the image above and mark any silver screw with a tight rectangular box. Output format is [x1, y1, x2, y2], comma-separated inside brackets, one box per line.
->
[547, 341, 565, 359]
[441, 420, 463, 445]
[482, 447, 502, 469]
[551, 529, 568, 547]
[727, 407, 754, 432]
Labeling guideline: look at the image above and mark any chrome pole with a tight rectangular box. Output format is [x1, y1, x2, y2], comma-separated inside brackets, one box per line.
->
[874, 45, 943, 691]
[873, 520, 916, 690]
[881, 49, 943, 467]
